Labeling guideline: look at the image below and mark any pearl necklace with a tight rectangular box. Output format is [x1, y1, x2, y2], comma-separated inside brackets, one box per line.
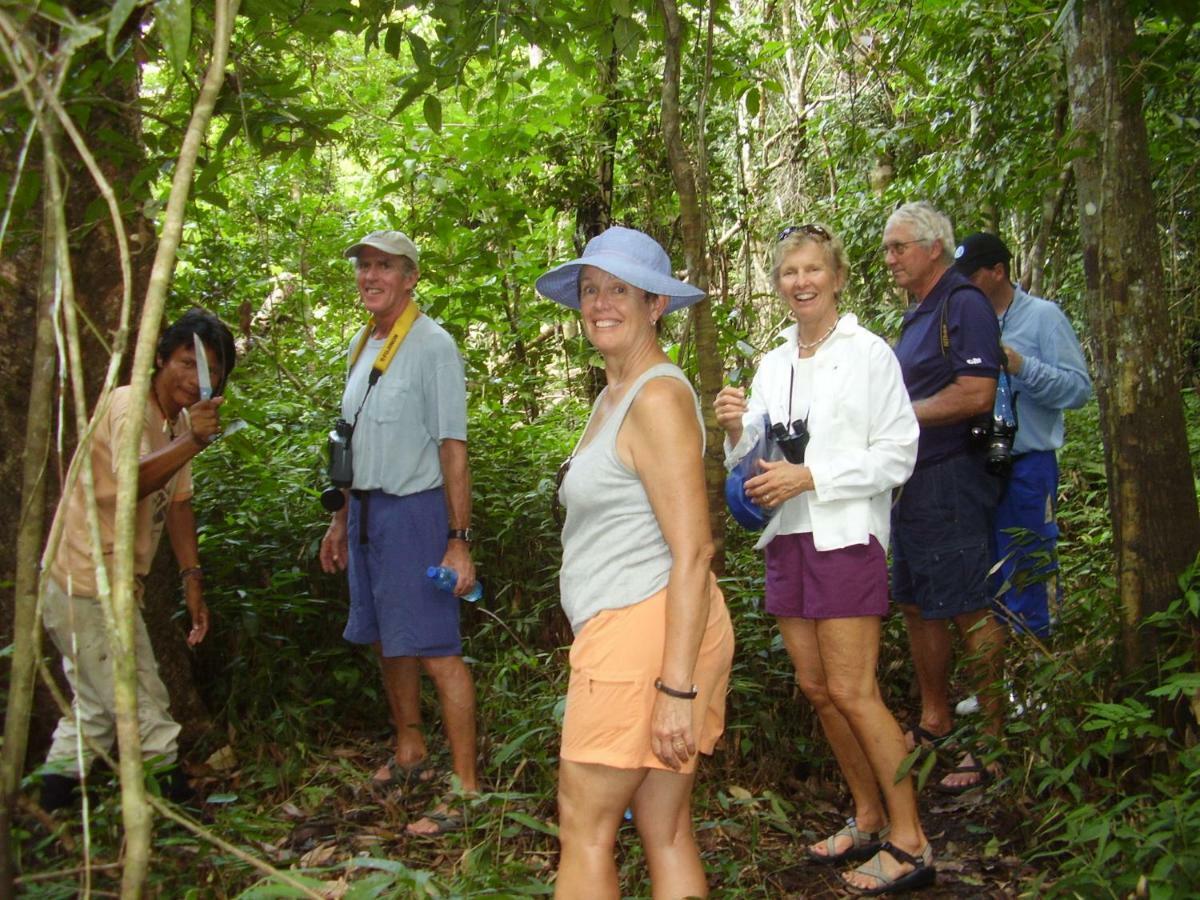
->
[797, 319, 837, 351]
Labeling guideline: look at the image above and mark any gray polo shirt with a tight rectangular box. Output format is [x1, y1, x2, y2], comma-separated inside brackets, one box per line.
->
[340, 313, 467, 497]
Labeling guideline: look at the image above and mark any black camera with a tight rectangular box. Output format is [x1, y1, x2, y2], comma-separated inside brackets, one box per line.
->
[770, 419, 810, 464]
[320, 419, 354, 512]
[983, 417, 1016, 477]
[968, 412, 1016, 477]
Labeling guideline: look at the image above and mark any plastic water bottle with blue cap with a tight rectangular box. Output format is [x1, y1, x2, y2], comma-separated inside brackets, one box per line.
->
[426, 566, 483, 603]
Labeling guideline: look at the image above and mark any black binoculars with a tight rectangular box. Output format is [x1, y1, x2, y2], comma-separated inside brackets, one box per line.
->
[320, 419, 355, 512]
[770, 419, 810, 465]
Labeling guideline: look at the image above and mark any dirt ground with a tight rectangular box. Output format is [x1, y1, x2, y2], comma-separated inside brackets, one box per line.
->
[18, 733, 1036, 898]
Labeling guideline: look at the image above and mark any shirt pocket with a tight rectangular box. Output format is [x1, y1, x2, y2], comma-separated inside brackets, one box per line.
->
[369, 379, 413, 424]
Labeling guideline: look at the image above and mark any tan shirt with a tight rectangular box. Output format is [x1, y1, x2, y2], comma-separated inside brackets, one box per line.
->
[50, 385, 193, 597]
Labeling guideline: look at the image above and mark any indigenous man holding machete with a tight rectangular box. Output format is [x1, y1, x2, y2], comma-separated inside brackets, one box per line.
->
[38, 310, 235, 811]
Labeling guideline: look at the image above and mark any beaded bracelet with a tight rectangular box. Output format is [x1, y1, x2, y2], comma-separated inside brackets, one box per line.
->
[180, 566, 204, 582]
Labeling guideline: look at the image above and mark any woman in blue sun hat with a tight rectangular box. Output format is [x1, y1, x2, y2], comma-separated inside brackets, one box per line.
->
[715, 223, 933, 894]
[538, 225, 735, 899]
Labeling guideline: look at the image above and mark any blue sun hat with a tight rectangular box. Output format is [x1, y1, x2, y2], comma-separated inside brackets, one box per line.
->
[535, 226, 706, 313]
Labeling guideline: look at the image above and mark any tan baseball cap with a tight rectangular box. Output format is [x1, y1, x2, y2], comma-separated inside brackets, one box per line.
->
[342, 230, 420, 265]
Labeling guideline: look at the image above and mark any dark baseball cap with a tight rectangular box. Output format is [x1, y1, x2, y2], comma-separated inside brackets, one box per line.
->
[953, 232, 1011, 275]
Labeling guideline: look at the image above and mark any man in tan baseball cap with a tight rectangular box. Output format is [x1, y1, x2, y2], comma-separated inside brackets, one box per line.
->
[323, 228, 478, 835]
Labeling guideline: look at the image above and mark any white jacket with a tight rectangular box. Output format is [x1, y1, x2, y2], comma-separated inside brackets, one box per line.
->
[727, 314, 918, 552]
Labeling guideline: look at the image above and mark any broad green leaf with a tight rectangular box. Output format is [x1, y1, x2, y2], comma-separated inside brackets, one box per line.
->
[61, 21, 103, 54]
[155, 0, 192, 74]
[613, 15, 643, 56]
[409, 32, 431, 71]
[384, 23, 403, 58]
[744, 85, 760, 117]
[106, 0, 141, 58]
[423, 94, 443, 132]
[894, 747, 921, 783]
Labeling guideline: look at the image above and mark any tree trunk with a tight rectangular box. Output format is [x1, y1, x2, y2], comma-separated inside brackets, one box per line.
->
[658, 0, 726, 573]
[0, 19, 156, 896]
[1064, 0, 1200, 671]
[0, 131, 61, 900]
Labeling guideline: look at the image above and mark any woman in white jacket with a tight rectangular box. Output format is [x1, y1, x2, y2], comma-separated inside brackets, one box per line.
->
[715, 224, 934, 895]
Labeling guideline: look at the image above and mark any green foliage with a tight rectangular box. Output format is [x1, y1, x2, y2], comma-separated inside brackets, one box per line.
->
[9, 0, 1200, 895]
[1017, 575, 1200, 896]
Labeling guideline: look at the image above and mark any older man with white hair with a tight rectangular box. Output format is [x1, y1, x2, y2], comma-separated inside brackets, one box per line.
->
[884, 202, 1006, 793]
[319, 230, 479, 834]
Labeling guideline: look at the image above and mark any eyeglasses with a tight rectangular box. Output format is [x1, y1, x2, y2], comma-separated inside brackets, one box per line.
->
[879, 239, 926, 257]
[551, 456, 572, 527]
[777, 223, 832, 243]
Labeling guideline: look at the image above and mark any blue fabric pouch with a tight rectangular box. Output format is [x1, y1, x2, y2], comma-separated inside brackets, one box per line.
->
[724, 413, 776, 532]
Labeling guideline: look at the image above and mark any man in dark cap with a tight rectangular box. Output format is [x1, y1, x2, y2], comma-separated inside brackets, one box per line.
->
[953, 233, 1091, 647]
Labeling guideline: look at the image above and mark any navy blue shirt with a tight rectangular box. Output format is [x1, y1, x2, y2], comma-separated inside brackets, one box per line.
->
[894, 268, 1001, 466]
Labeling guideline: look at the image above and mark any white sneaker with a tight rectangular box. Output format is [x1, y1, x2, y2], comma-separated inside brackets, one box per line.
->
[956, 691, 1029, 717]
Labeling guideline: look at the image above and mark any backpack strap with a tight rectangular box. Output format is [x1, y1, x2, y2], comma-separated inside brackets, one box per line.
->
[939, 283, 1006, 373]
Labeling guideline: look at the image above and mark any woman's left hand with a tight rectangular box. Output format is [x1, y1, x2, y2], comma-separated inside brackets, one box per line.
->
[745, 459, 814, 509]
[651, 693, 697, 771]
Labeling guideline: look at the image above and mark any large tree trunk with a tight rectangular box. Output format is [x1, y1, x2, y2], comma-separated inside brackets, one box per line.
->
[0, 136, 61, 900]
[658, 0, 727, 573]
[0, 5, 226, 890]
[0, 27, 158, 884]
[1064, 0, 1200, 671]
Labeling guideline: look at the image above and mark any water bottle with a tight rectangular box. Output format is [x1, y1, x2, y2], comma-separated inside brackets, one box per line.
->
[985, 370, 1018, 477]
[994, 370, 1016, 431]
[426, 566, 482, 603]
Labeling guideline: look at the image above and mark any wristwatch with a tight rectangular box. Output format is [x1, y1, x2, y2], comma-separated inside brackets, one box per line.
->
[447, 528, 473, 543]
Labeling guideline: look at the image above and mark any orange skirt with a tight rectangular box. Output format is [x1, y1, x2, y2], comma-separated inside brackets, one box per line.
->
[560, 580, 734, 772]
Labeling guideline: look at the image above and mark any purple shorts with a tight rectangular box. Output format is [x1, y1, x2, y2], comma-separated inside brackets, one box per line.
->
[764, 532, 888, 619]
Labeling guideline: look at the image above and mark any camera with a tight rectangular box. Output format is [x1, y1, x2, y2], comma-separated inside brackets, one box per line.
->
[320, 419, 354, 512]
[770, 419, 810, 464]
[970, 373, 1018, 477]
[968, 414, 1015, 476]
[983, 417, 1015, 477]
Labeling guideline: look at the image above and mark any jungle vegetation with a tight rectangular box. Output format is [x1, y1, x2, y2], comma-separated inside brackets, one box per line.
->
[2, 0, 1200, 896]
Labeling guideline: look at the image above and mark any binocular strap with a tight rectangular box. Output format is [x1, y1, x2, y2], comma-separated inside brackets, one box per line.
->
[353, 490, 370, 545]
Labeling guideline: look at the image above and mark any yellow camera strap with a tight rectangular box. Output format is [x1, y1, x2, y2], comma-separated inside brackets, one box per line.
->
[348, 299, 421, 376]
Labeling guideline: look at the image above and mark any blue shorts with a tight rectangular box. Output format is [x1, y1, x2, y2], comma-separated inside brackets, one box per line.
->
[891, 452, 1003, 620]
[344, 487, 462, 657]
[991, 450, 1059, 637]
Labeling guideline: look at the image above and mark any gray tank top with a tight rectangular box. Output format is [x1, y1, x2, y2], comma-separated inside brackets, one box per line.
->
[558, 363, 705, 634]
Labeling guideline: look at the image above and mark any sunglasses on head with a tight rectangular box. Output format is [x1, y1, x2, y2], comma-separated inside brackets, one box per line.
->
[776, 223, 832, 243]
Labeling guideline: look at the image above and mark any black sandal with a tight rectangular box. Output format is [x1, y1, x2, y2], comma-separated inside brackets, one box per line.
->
[904, 721, 950, 750]
[806, 817, 890, 865]
[842, 841, 936, 895]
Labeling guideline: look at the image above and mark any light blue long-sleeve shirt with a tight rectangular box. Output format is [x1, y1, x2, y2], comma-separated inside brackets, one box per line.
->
[1001, 286, 1092, 453]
